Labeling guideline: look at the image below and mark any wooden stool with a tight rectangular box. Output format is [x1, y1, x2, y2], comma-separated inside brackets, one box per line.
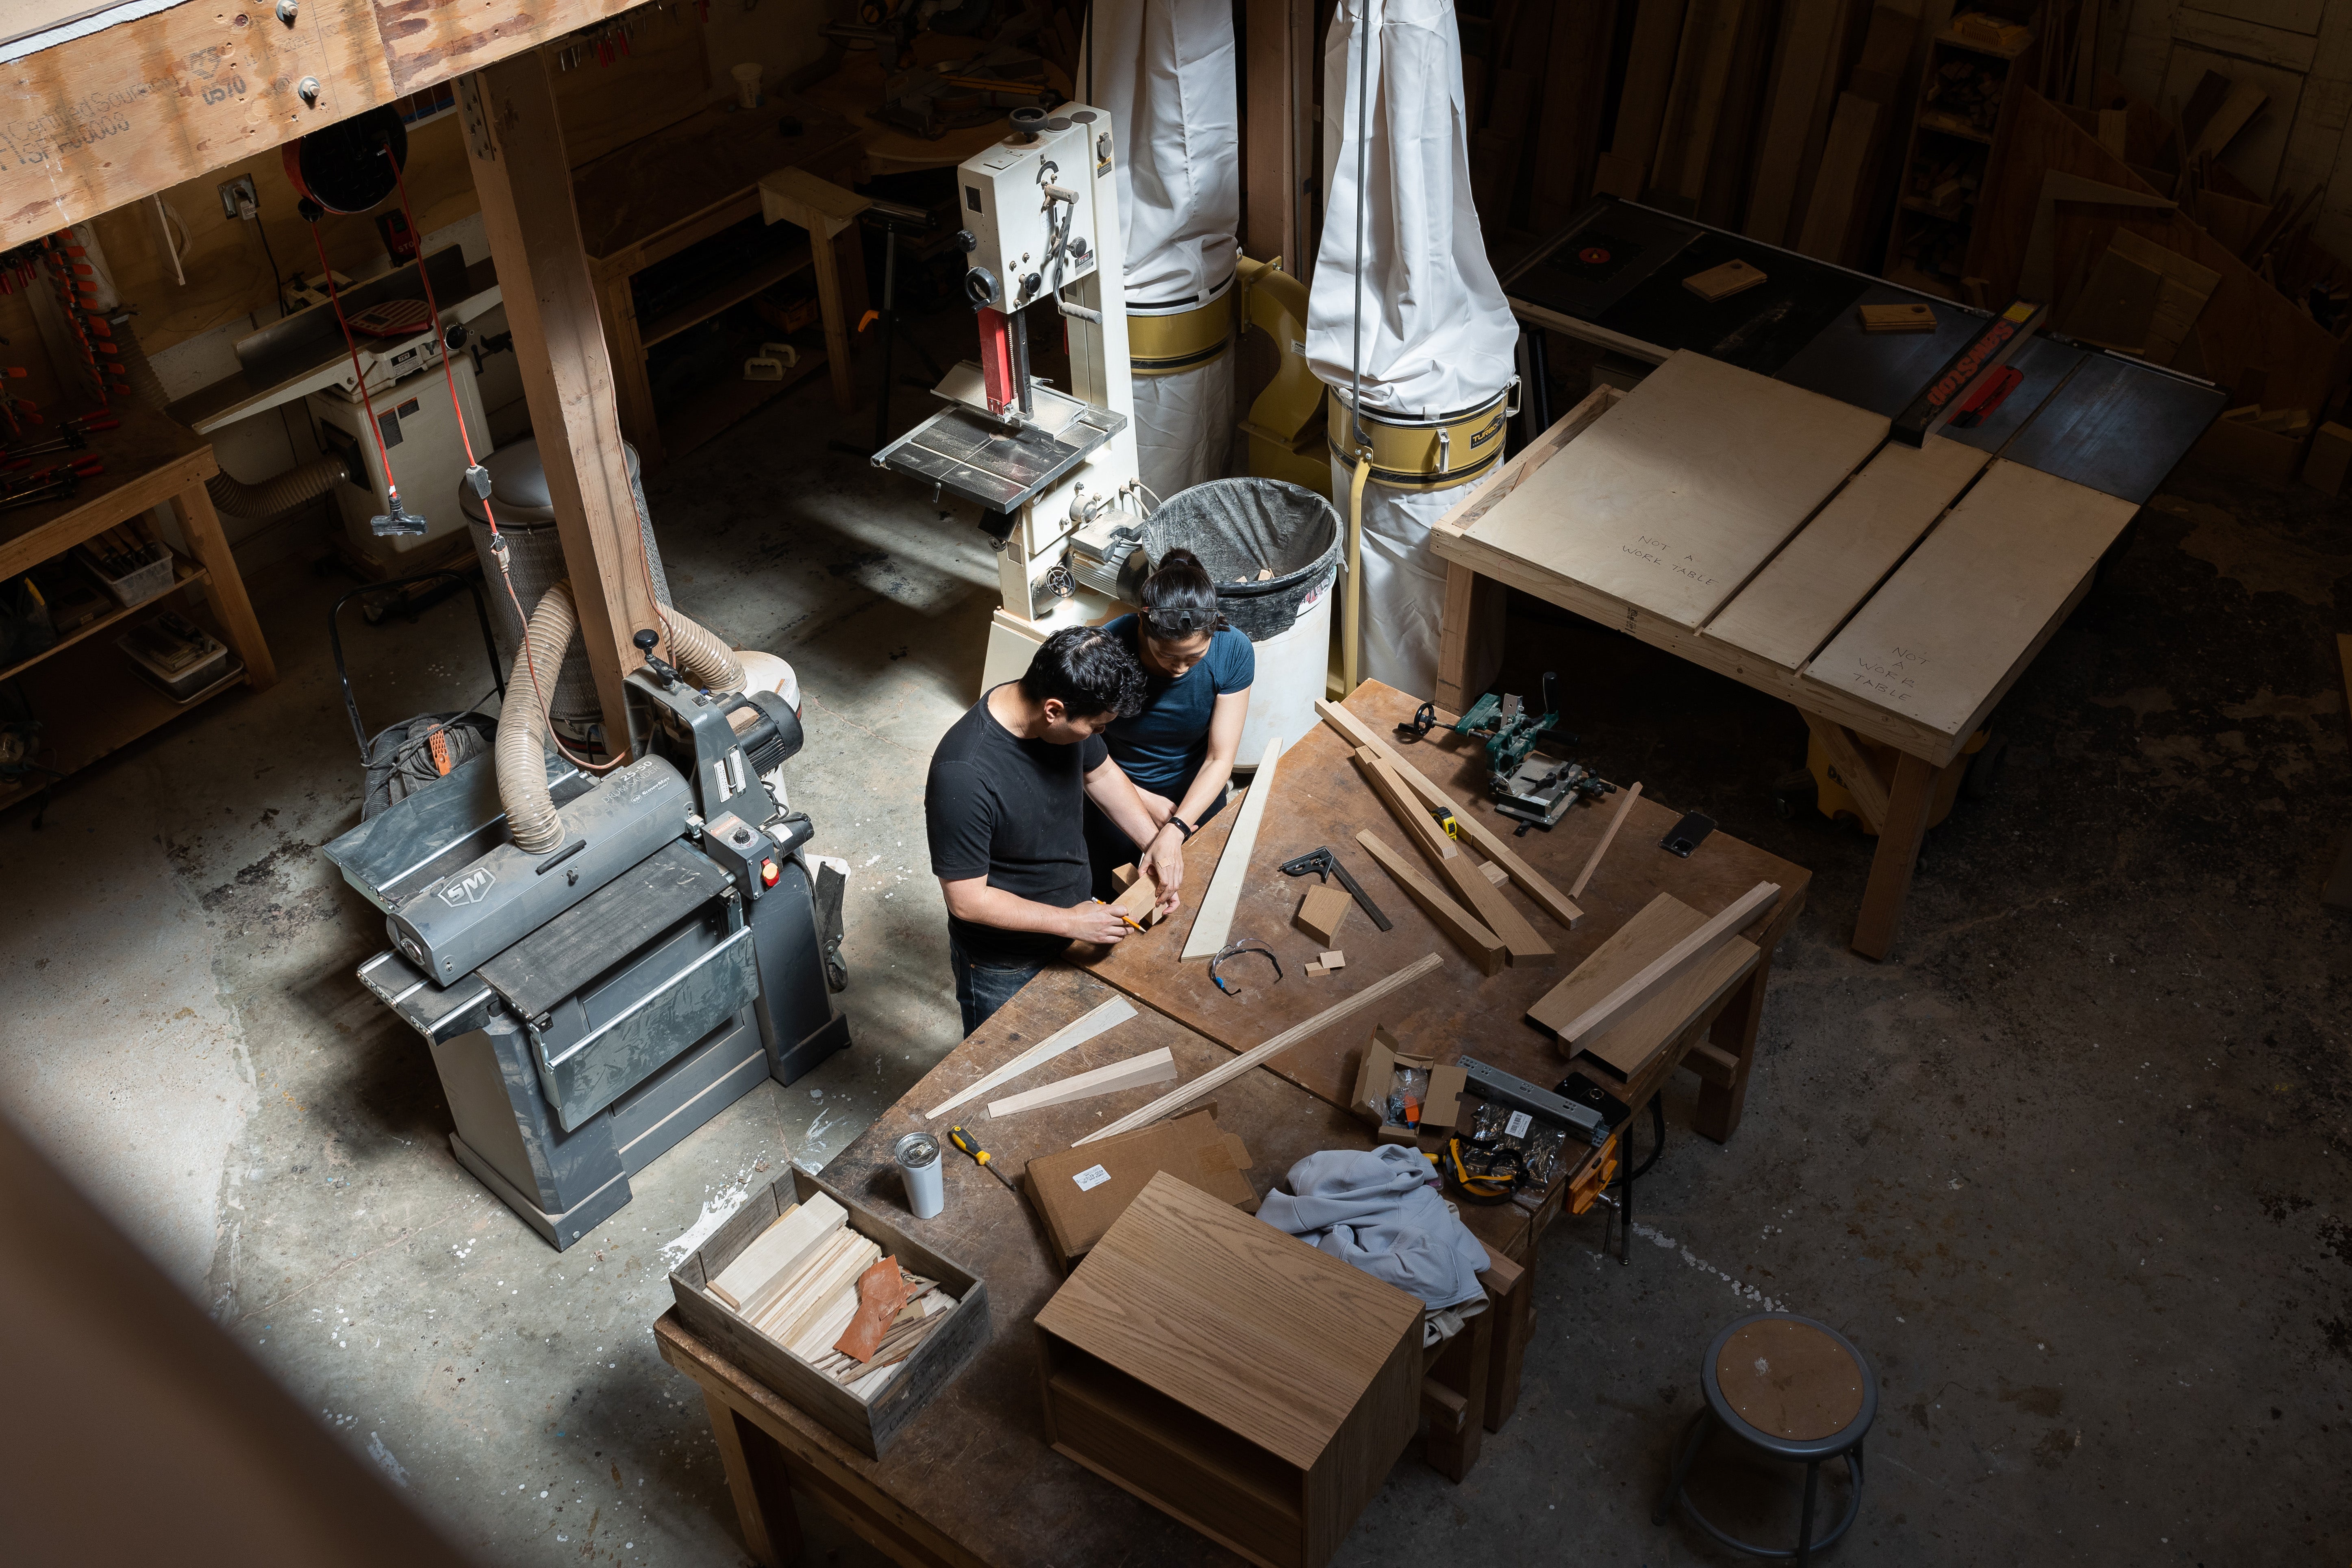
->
[1653, 1313, 1876, 1564]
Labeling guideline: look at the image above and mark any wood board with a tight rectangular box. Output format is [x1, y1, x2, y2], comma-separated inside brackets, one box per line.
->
[1703, 436, 1991, 670]
[710, 1194, 846, 1315]
[1745, 0, 1847, 244]
[1456, 351, 1889, 630]
[1182, 740, 1281, 961]
[1570, 783, 1643, 899]
[1607, 0, 1696, 191]
[1803, 460, 2142, 739]
[987, 1049, 1180, 1118]
[1354, 750, 1552, 966]
[1546, 882, 1778, 1045]
[1357, 832, 1506, 975]
[924, 996, 1139, 1118]
[1527, 893, 1761, 1079]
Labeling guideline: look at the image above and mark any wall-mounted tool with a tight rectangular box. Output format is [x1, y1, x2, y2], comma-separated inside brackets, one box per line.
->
[1278, 845, 1392, 932]
[1400, 672, 1616, 830]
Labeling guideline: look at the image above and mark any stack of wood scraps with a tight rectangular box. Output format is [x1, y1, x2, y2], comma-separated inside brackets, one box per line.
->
[1528, 882, 1778, 1084]
[704, 1193, 960, 1401]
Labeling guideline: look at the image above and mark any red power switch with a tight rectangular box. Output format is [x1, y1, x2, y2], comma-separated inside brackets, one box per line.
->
[760, 858, 780, 888]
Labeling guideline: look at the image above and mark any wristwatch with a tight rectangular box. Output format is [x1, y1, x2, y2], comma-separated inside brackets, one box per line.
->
[1166, 815, 1194, 840]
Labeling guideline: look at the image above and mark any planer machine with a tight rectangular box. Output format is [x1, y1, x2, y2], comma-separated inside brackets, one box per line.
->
[323, 635, 850, 1250]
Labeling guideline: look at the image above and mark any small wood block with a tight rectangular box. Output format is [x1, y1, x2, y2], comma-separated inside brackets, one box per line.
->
[1319, 950, 1346, 971]
[1683, 260, 1766, 302]
[1478, 861, 1508, 885]
[1858, 302, 1936, 333]
[1297, 884, 1351, 946]
[1305, 962, 1327, 978]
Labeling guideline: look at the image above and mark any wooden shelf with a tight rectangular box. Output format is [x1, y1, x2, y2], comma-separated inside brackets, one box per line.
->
[0, 600, 249, 811]
[0, 555, 206, 687]
[639, 243, 813, 348]
[1900, 196, 1973, 222]
[660, 340, 829, 461]
[1937, 24, 2035, 59]
[1918, 113, 1995, 145]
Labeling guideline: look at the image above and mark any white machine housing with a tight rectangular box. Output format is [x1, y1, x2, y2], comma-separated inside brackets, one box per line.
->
[308, 354, 493, 574]
[959, 108, 1143, 691]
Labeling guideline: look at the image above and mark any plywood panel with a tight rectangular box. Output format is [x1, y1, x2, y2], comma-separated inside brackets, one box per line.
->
[2157, 46, 2304, 198]
[1802, 460, 2140, 739]
[1704, 436, 1989, 670]
[1459, 351, 1889, 629]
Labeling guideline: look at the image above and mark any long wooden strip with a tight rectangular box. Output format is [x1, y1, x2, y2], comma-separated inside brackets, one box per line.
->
[924, 996, 1137, 1118]
[1354, 748, 1463, 865]
[1073, 954, 1446, 1145]
[1569, 782, 1642, 899]
[1556, 881, 1779, 1044]
[1357, 830, 1505, 976]
[1315, 698, 1584, 927]
[1181, 736, 1283, 961]
[986, 1048, 1179, 1118]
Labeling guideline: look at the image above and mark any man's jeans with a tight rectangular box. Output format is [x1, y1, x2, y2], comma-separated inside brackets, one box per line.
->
[949, 935, 1048, 1036]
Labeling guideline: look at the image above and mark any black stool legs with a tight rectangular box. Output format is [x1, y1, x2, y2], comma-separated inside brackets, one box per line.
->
[1654, 1408, 1867, 1561]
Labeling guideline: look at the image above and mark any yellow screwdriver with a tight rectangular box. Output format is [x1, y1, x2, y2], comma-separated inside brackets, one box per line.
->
[944, 1124, 1020, 1193]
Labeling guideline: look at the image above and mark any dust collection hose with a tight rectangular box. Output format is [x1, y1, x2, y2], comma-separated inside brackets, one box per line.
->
[206, 455, 350, 519]
[496, 581, 747, 852]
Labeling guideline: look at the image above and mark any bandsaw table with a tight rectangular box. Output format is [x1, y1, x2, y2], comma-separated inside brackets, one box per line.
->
[1435, 199, 2226, 960]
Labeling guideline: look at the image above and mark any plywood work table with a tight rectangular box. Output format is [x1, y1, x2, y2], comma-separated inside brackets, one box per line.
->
[1430, 360, 2143, 961]
[657, 968, 1520, 1568]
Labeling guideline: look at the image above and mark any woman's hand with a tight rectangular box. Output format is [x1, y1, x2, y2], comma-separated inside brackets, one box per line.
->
[1146, 826, 1186, 915]
[1135, 787, 1175, 827]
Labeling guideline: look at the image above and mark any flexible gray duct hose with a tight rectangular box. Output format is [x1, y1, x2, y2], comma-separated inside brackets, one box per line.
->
[659, 607, 743, 693]
[497, 581, 580, 855]
[206, 455, 350, 519]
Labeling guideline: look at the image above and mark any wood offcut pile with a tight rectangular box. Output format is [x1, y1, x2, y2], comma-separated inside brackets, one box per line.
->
[703, 1193, 959, 1401]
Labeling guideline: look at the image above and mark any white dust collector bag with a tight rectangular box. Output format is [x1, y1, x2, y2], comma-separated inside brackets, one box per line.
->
[1304, 0, 1517, 416]
[1094, 0, 1241, 498]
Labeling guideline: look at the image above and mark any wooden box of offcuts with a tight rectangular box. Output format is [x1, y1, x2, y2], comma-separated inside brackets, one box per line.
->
[1034, 1172, 1423, 1568]
[669, 1168, 990, 1458]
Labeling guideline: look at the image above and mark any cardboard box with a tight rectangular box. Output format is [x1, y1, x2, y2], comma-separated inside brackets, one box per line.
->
[1348, 1026, 1465, 1144]
[2304, 421, 2352, 497]
[1024, 1108, 1257, 1271]
[2194, 412, 2308, 484]
[669, 1168, 990, 1459]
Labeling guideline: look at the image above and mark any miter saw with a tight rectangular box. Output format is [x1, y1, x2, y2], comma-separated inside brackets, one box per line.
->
[870, 102, 1147, 688]
[1400, 672, 1615, 830]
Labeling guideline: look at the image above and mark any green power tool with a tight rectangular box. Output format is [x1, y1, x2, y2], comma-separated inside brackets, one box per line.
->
[1398, 671, 1615, 831]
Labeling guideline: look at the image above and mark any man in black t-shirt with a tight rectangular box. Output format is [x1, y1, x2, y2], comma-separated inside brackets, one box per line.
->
[925, 627, 1187, 1034]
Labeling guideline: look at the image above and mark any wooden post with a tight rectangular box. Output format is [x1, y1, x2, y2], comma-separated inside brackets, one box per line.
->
[1245, 0, 1316, 276]
[1852, 751, 1942, 960]
[462, 57, 661, 753]
[700, 1390, 803, 1567]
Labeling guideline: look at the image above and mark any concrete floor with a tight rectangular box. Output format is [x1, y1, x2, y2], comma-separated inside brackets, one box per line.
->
[3, 322, 2349, 1566]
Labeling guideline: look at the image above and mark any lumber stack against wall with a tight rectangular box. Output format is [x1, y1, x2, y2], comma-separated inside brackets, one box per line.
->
[1975, 89, 2352, 415]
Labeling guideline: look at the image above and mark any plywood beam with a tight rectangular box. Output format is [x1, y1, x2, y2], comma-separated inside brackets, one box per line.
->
[3, 0, 641, 247]
[1243, 0, 1315, 276]
[464, 53, 660, 753]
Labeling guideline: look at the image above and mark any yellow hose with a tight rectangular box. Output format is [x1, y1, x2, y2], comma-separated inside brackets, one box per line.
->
[1343, 452, 1371, 696]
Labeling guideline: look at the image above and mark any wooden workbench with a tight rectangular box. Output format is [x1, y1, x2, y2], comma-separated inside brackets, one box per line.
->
[569, 96, 870, 467]
[1430, 360, 2139, 961]
[1084, 682, 1808, 1146]
[0, 403, 275, 813]
[657, 683, 1808, 1565]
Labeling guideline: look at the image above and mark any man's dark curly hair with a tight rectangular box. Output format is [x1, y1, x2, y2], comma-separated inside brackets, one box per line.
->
[1019, 626, 1146, 720]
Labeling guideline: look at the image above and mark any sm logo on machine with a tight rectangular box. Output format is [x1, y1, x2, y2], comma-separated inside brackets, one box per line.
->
[439, 867, 497, 907]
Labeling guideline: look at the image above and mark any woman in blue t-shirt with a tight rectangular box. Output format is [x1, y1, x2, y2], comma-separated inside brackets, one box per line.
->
[1083, 548, 1256, 899]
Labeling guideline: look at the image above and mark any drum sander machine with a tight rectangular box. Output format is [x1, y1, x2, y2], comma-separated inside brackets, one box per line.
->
[324, 626, 850, 1250]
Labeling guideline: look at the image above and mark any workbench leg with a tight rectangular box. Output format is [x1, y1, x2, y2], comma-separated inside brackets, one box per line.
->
[1435, 562, 1507, 713]
[811, 218, 862, 417]
[1693, 950, 1774, 1143]
[602, 273, 664, 470]
[1852, 752, 1942, 961]
[168, 483, 276, 691]
[702, 1388, 804, 1568]
[1482, 1235, 1535, 1432]
[1423, 1308, 1491, 1481]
